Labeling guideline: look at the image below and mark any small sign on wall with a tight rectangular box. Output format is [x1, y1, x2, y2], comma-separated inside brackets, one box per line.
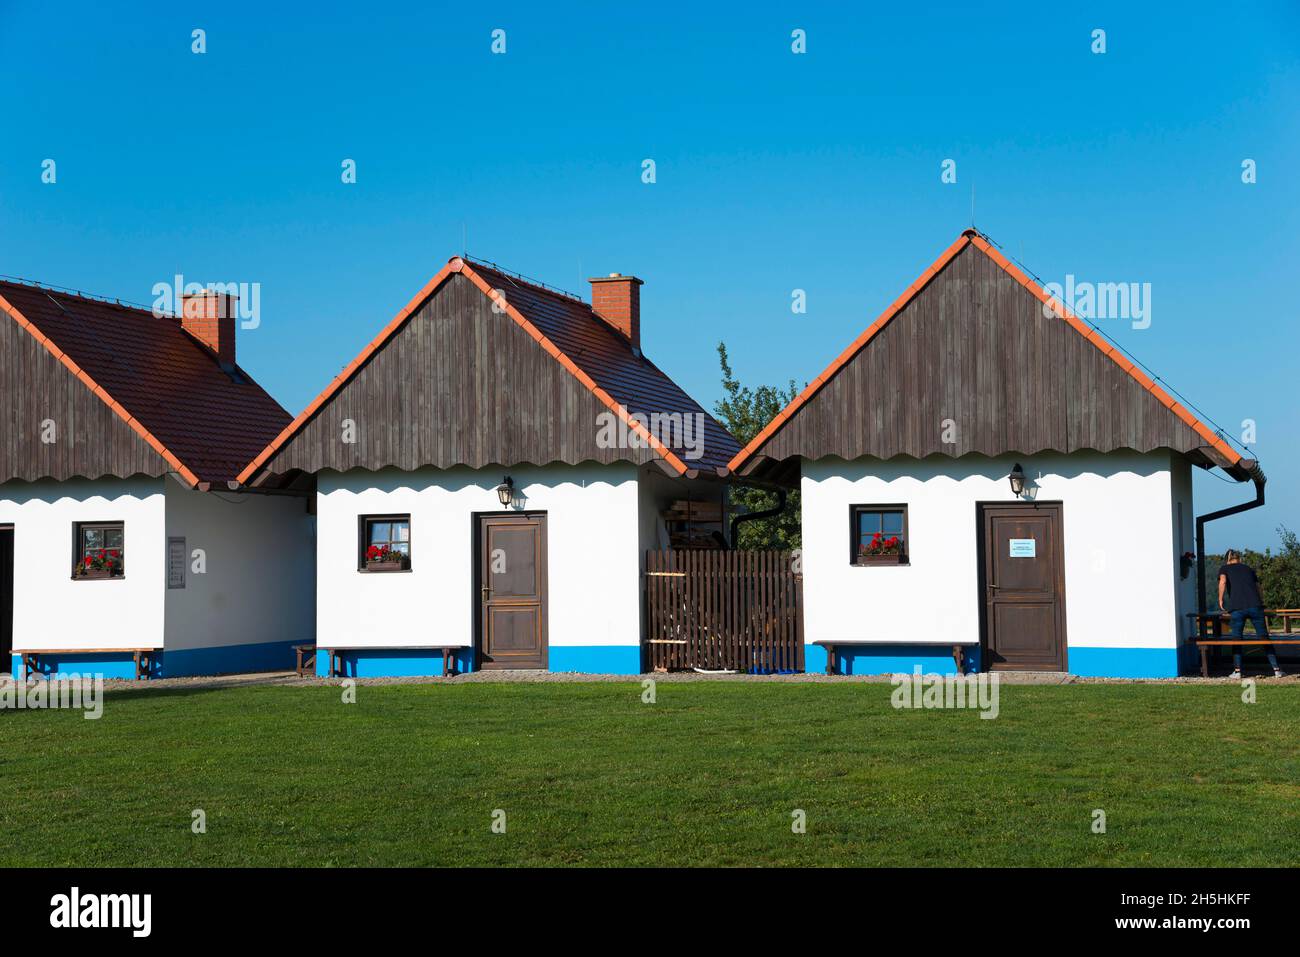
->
[1008, 538, 1037, 558]
[167, 536, 187, 588]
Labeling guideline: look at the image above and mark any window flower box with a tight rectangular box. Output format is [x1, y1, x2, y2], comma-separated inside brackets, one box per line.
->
[856, 552, 906, 566]
[78, 567, 124, 580]
[76, 545, 124, 580]
[856, 532, 905, 566]
[364, 544, 408, 572]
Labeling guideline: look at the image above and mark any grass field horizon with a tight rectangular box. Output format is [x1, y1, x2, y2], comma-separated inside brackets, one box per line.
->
[1, 681, 1296, 867]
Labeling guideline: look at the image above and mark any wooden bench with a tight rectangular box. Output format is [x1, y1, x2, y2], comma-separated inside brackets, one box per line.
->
[1195, 640, 1300, 678]
[1188, 611, 1300, 676]
[293, 643, 316, 678]
[12, 648, 156, 681]
[319, 646, 465, 678]
[813, 639, 978, 676]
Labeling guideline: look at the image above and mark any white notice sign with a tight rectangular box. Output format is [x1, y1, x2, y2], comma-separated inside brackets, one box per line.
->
[1009, 538, 1037, 558]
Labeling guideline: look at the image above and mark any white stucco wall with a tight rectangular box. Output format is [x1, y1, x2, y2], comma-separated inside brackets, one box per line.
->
[637, 468, 676, 567]
[0, 475, 167, 650]
[163, 478, 316, 650]
[801, 450, 1184, 655]
[315, 463, 642, 651]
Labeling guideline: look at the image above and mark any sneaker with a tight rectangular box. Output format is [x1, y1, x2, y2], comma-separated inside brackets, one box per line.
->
[1274, 669, 1286, 678]
[1228, 669, 1242, 679]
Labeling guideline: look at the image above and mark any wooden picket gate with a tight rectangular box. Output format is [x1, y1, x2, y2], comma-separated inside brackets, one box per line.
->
[643, 549, 804, 673]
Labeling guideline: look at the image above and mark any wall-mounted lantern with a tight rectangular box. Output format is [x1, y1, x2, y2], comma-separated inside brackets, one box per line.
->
[496, 477, 514, 508]
[1008, 463, 1026, 498]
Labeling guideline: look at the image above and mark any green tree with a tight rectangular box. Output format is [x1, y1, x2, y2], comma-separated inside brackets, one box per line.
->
[714, 342, 802, 549]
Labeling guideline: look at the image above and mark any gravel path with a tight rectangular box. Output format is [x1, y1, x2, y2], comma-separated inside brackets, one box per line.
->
[4, 668, 1293, 693]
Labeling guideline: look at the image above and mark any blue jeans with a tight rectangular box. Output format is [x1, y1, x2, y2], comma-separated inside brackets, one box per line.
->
[1230, 607, 1278, 671]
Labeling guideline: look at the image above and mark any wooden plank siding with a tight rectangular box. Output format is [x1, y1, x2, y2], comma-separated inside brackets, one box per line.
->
[750, 244, 1210, 465]
[0, 309, 169, 482]
[257, 273, 662, 477]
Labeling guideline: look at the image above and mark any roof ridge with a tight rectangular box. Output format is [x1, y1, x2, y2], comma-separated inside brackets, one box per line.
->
[0, 275, 183, 321]
[0, 275, 281, 404]
[461, 256, 586, 304]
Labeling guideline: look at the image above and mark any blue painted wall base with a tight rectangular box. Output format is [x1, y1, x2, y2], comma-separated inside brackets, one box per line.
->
[163, 639, 304, 678]
[805, 643, 980, 676]
[7, 643, 1189, 681]
[7, 639, 305, 679]
[21, 652, 146, 680]
[1067, 646, 1181, 678]
[548, 645, 640, 675]
[313, 645, 640, 676]
[805, 643, 1183, 678]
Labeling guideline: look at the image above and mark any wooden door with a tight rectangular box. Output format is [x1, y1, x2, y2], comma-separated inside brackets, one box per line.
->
[476, 513, 547, 669]
[979, 503, 1067, 671]
[0, 527, 12, 663]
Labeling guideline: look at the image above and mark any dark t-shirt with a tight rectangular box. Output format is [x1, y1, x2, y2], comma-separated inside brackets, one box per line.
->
[1217, 563, 1263, 612]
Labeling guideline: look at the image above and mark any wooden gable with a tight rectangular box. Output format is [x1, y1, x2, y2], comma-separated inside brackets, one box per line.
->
[1, 309, 170, 483]
[252, 273, 665, 478]
[739, 238, 1237, 475]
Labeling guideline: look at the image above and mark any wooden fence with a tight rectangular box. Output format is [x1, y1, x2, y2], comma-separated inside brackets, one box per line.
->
[643, 549, 803, 673]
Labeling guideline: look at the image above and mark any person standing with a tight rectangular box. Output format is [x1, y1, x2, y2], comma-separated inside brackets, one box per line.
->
[1217, 549, 1284, 678]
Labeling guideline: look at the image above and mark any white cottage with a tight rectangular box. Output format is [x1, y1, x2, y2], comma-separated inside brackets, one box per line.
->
[0, 280, 315, 679]
[238, 256, 738, 675]
[729, 230, 1261, 678]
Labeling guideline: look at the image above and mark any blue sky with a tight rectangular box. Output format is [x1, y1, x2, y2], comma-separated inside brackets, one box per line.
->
[1, 1, 1296, 549]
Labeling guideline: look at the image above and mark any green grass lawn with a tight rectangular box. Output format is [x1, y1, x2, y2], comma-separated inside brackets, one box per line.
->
[1, 680, 1297, 866]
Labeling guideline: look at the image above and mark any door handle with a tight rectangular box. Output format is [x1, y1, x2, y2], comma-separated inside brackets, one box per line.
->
[481, 585, 490, 603]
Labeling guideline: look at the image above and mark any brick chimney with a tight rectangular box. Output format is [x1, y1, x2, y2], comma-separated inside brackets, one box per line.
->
[589, 273, 643, 351]
[180, 290, 237, 369]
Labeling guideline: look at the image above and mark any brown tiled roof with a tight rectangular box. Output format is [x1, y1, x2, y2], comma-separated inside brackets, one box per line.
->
[240, 256, 739, 483]
[0, 280, 291, 485]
